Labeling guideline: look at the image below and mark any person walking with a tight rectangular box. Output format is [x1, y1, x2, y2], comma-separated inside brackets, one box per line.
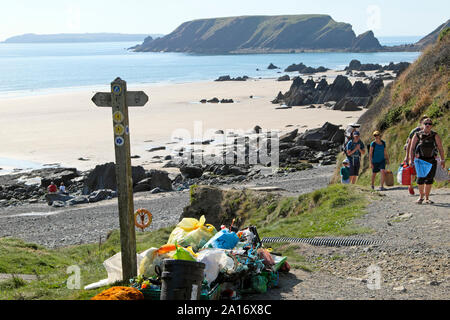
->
[404, 115, 428, 195]
[369, 131, 389, 191]
[346, 131, 365, 184]
[409, 118, 445, 204]
[340, 159, 351, 184]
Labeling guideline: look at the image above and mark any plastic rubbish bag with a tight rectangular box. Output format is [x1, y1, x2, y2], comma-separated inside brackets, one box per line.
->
[196, 249, 235, 284]
[138, 244, 176, 277]
[173, 243, 197, 261]
[397, 165, 403, 185]
[435, 160, 449, 182]
[257, 248, 275, 267]
[84, 248, 153, 290]
[202, 228, 239, 250]
[167, 215, 217, 251]
[414, 158, 433, 178]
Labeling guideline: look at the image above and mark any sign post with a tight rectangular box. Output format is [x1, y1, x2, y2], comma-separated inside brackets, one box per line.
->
[92, 77, 148, 281]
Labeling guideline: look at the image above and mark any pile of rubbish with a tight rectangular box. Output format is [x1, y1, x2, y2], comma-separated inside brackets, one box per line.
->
[90, 215, 289, 300]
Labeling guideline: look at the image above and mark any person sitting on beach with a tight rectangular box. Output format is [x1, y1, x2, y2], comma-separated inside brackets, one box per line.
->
[340, 159, 350, 184]
[404, 115, 429, 195]
[47, 181, 58, 194]
[409, 118, 445, 204]
[59, 182, 68, 195]
[369, 131, 389, 191]
[345, 131, 365, 184]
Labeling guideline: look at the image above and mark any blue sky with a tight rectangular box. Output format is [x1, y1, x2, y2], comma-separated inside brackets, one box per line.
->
[0, 0, 448, 41]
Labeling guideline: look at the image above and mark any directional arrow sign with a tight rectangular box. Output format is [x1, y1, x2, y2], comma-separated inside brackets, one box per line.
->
[92, 91, 148, 107]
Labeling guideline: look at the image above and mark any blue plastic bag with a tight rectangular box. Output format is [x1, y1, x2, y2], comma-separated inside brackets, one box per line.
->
[202, 228, 239, 250]
[414, 158, 433, 178]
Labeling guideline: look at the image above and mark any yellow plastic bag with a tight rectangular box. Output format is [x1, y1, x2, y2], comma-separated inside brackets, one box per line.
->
[167, 215, 217, 251]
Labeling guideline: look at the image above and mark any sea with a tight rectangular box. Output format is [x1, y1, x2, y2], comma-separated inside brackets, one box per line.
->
[0, 36, 422, 99]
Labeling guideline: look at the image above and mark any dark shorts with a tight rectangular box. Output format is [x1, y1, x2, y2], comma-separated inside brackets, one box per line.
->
[417, 158, 437, 185]
[372, 160, 386, 173]
[348, 157, 361, 176]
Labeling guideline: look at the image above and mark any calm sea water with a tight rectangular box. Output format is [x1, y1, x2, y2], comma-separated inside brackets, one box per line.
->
[0, 40, 421, 98]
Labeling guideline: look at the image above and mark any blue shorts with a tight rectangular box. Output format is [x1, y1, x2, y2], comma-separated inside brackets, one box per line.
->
[341, 178, 350, 184]
[372, 160, 386, 173]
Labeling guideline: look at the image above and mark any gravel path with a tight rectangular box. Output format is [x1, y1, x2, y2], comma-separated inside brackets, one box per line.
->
[248, 187, 450, 300]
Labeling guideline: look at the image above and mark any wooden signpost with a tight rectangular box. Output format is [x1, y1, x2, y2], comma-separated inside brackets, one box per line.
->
[92, 78, 148, 281]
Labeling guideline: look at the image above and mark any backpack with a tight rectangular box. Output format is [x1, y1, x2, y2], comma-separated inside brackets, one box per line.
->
[415, 131, 437, 158]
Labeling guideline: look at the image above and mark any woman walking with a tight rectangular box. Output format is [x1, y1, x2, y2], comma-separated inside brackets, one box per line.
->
[409, 118, 445, 204]
[345, 131, 365, 184]
[369, 131, 390, 191]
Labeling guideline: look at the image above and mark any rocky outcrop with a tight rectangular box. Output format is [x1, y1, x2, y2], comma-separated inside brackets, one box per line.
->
[272, 75, 383, 109]
[351, 31, 382, 51]
[284, 63, 328, 73]
[215, 75, 248, 81]
[133, 169, 173, 192]
[82, 162, 146, 195]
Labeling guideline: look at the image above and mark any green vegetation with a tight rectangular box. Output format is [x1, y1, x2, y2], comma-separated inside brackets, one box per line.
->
[0, 227, 172, 300]
[0, 183, 375, 300]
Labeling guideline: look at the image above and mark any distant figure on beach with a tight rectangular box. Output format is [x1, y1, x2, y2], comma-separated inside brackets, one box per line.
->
[369, 131, 389, 191]
[343, 123, 361, 155]
[345, 131, 365, 184]
[404, 115, 429, 195]
[340, 159, 350, 184]
[47, 181, 58, 194]
[409, 118, 445, 204]
[59, 182, 68, 195]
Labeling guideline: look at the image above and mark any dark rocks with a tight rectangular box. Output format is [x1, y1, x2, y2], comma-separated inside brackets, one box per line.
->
[279, 129, 298, 143]
[147, 146, 166, 152]
[277, 75, 290, 81]
[284, 63, 329, 74]
[215, 75, 248, 81]
[180, 165, 203, 179]
[267, 63, 279, 69]
[207, 97, 219, 103]
[350, 81, 370, 97]
[40, 168, 79, 188]
[220, 98, 234, 103]
[45, 193, 73, 205]
[82, 162, 146, 195]
[87, 189, 116, 203]
[367, 78, 384, 96]
[133, 169, 173, 192]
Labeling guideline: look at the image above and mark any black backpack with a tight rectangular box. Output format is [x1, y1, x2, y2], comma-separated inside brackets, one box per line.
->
[415, 131, 437, 158]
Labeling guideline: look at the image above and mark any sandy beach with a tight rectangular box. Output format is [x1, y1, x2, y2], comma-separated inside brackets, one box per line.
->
[0, 72, 366, 174]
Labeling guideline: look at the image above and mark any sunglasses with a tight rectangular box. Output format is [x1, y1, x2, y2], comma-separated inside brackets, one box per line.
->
[424, 122, 433, 126]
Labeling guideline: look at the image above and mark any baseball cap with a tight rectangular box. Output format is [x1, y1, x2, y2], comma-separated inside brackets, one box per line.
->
[343, 159, 349, 164]
[373, 130, 380, 136]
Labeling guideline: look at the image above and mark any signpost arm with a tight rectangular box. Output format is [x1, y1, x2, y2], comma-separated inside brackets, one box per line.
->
[110, 78, 137, 281]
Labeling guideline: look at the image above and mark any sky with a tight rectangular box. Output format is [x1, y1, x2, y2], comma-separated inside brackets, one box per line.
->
[0, 0, 448, 41]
